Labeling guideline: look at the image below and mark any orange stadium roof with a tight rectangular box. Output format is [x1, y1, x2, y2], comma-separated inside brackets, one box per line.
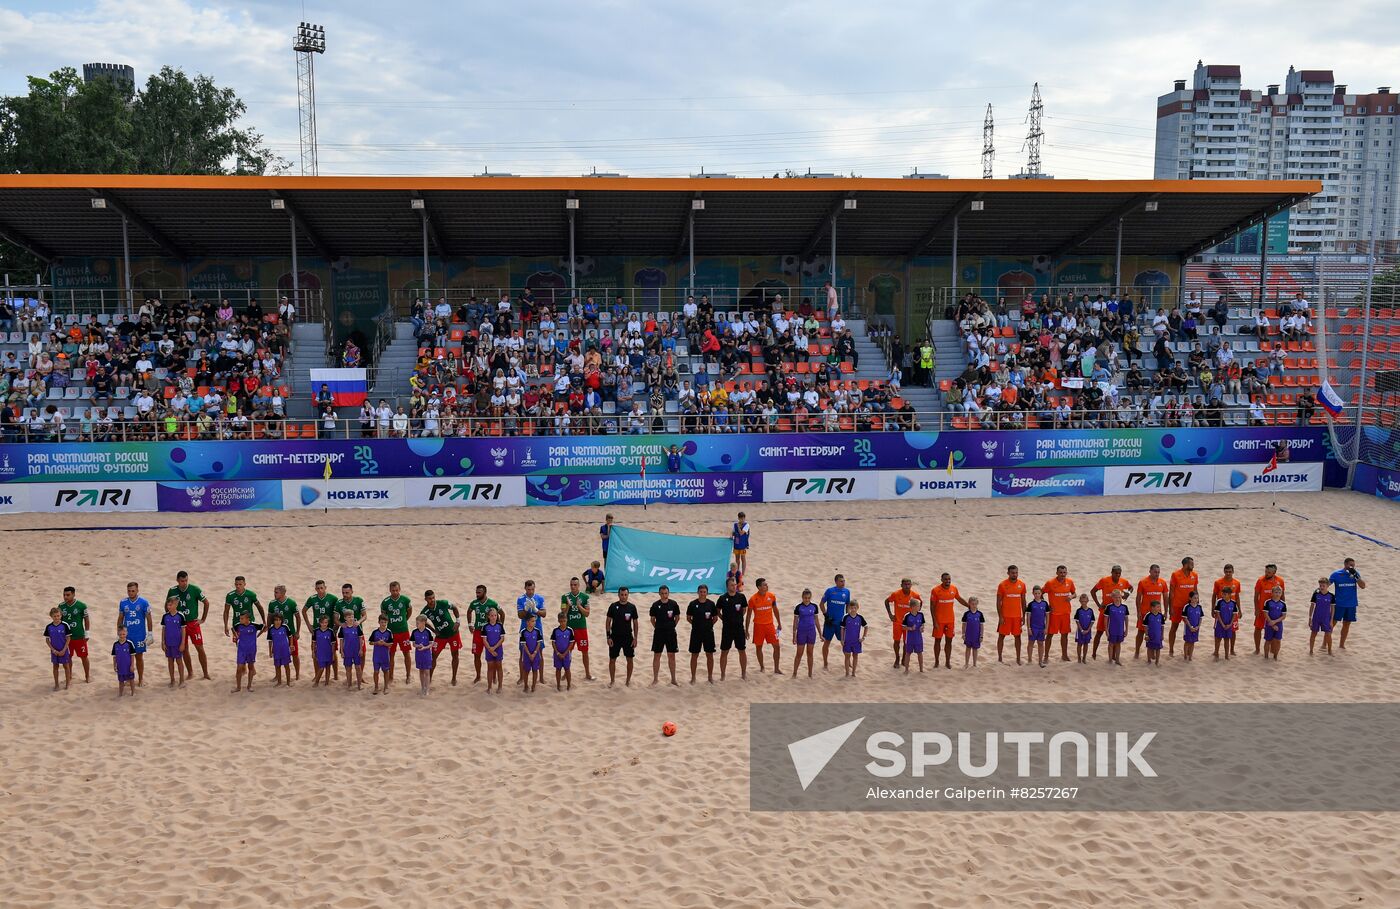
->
[0, 174, 1317, 262]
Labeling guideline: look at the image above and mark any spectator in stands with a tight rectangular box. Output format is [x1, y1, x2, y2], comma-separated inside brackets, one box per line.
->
[343, 338, 361, 368]
[1254, 309, 1271, 336]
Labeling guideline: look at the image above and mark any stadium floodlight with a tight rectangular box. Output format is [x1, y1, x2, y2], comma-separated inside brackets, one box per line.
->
[1145, 201, 1159, 212]
[90, 198, 107, 209]
[692, 199, 705, 210]
[270, 198, 286, 210]
[410, 199, 426, 210]
[970, 200, 986, 211]
[565, 199, 581, 210]
[843, 199, 858, 210]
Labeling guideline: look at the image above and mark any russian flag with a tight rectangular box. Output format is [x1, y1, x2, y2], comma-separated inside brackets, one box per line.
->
[310, 368, 368, 406]
[1318, 379, 1345, 418]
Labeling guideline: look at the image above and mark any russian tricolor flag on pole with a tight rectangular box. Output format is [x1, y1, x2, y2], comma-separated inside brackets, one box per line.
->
[310, 368, 368, 406]
[1318, 379, 1345, 418]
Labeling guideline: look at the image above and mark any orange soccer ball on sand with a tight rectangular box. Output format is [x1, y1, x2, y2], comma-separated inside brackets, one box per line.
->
[662, 721, 677, 737]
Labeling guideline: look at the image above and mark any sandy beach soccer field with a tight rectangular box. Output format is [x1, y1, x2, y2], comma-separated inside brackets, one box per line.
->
[3, 490, 1398, 908]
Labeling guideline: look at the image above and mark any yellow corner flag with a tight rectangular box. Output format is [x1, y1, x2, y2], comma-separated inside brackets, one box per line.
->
[946, 451, 955, 475]
[323, 459, 333, 481]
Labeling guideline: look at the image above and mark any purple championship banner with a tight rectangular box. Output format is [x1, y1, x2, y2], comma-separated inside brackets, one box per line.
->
[0, 427, 1325, 484]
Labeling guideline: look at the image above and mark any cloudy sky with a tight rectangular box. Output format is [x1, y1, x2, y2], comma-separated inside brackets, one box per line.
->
[1, 0, 1393, 179]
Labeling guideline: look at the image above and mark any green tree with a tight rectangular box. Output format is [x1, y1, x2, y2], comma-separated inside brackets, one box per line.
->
[0, 65, 287, 276]
[1371, 265, 1400, 306]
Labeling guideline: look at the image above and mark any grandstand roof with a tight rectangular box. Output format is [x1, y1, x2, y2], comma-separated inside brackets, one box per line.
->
[0, 174, 1317, 263]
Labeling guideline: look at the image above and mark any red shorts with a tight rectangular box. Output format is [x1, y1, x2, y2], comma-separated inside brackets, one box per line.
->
[289, 636, 299, 656]
[1254, 607, 1267, 630]
[472, 629, 486, 655]
[892, 619, 907, 641]
[753, 624, 778, 647]
[68, 639, 89, 659]
[1047, 613, 1070, 636]
[434, 632, 463, 653]
[1169, 603, 1186, 622]
[998, 616, 1024, 636]
[392, 631, 412, 652]
[933, 621, 956, 639]
[185, 620, 204, 647]
[572, 628, 589, 652]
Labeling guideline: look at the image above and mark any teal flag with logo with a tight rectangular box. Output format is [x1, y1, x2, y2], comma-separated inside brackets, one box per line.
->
[604, 525, 734, 593]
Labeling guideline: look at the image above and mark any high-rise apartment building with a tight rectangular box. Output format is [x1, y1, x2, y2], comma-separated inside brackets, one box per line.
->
[1155, 61, 1398, 253]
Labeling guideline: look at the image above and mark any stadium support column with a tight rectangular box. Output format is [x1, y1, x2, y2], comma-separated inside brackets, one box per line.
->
[1257, 233, 1268, 308]
[421, 210, 430, 306]
[950, 214, 959, 308]
[289, 211, 300, 311]
[688, 211, 695, 296]
[565, 197, 580, 299]
[1114, 218, 1123, 294]
[1356, 171, 1382, 433]
[830, 213, 837, 301]
[121, 215, 132, 308]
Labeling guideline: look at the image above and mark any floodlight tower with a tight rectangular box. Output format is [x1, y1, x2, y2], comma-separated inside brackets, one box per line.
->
[293, 22, 326, 176]
[981, 104, 995, 179]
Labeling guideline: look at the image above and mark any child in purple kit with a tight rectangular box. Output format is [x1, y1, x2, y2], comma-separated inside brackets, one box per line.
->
[902, 599, 926, 674]
[962, 597, 985, 669]
[552, 613, 575, 691]
[232, 612, 261, 693]
[44, 607, 71, 691]
[841, 602, 867, 678]
[1104, 594, 1129, 667]
[411, 615, 435, 696]
[267, 614, 293, 687]
[1143, 600, 1165, 666]
[1263, 585, 1286, 661]
[483, 608, 505, 693]
[519, 613, 543, 693]
[1073, 595, 1095, 664]
[339, 609, 364, 691]
[1308, 577, 1334, 656]
[312, 615, 336, 687]
[368, 615, 394, 695]
[1213, 592, 1238, 661]
[790, 589, 819, 679]
[1181, 592, 1204, 662]
[1027, 586, 1051, 668]
[160, 600, 187, 688]
[112, 625, 137, 696]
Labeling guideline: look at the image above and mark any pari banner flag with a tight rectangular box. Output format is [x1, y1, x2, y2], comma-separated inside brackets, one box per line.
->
[309, 368, 368, 406]
[604, 525, 733, 593]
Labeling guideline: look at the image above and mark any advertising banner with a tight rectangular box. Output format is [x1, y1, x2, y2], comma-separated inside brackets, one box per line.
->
[526, 472, 761, 506]
[603, 526, 734, 593]
[1102, 465, 1215, 496]
[0, 428, 1327, 485]
[156, 481, 283, 512]
[1353, 463, 1400, 502]
[763, 471, 879, 503]
[404, 477, 526, 508]
[877, 470, 993, 500]
[1213, 462, 1323, 494]
[280, 478, 406, 509]
[992, 467, 1105, 498]
[0, 485, 27, 512]
[32, 482, 158, 513]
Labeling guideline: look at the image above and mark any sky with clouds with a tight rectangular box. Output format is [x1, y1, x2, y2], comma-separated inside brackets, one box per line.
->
[0, 0, 1393, 179]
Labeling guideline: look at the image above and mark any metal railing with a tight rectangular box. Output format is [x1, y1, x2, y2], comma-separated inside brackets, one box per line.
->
[397, 285, 861, 320]
[0, 285, 326, 325]
[0, 403, 1339, 444]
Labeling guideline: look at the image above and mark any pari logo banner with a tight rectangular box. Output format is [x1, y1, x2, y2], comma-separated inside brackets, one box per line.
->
[281, 478, 405, 509]
[405, 477, 526, 508]
[878, 470, 993, 500]
[750, 703, 1400, 812]
[1214, 462, 1323, 494]
[526, 472, 761, 507]
[764, 471, 878, 502]
[156, 481, 283, 512]
[1103, 466, 1214, 496]
[35, 482, 158, 513]
[603, 525, 733, 593]
[992, 467, 1104, 498]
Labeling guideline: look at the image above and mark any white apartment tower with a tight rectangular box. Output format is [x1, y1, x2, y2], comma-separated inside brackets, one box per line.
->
[1155, 61, 1398, 254]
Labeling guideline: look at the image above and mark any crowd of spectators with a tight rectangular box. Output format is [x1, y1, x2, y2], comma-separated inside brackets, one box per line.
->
[919, 289, 1320, 429]
[375, 287, 917, 437]
[0, 295, 295, 442]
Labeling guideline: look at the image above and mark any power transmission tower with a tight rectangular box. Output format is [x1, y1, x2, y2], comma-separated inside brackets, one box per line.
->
[1024, 82, 1043, 177]
[981, 104, 995, 179]
[293, 22, 326, 176]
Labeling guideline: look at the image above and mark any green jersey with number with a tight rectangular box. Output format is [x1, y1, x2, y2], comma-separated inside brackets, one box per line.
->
[167, 585, 204, 624]
[426, 600, 459, 637]
[225, 589, 259, 625]
[338, 595, 366, 622]
[59, 600, 89, 639]
[381, 595, 412, 634]
[562, 592, 590, 630]
[306, 593, 339, 629]
[268, 597, 299, 634]
[469, 598, 498, 631]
